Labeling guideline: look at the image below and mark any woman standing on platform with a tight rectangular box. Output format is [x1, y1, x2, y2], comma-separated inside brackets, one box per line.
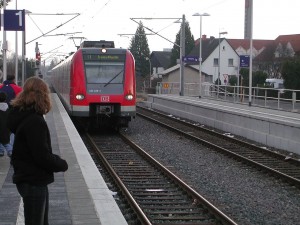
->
[7, 76, 68, 225]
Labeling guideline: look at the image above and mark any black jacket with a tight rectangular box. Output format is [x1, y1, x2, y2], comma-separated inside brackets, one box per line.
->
[0, 103, 10, 144]
[7, 107, 68, 185]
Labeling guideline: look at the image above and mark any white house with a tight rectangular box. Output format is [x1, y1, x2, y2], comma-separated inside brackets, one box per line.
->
[160, 36, 240, 86]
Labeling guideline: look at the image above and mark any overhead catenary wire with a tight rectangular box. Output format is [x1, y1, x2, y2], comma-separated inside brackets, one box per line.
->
[26, 13, 81, 44]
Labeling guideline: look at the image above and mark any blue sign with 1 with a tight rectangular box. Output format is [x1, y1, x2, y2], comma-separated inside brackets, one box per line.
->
[4, 9, 25, 31]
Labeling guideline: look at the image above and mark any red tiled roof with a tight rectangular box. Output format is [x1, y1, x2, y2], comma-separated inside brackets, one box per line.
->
[227, 39, 273, 51]
[226, 35, 300, 54]
[275, 34, 300, 53]
[192, 34, 300, 62]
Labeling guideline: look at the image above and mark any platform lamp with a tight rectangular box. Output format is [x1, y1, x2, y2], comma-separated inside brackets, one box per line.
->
[192, 13, 210, 98]
[146, 57, 152, 88]
[217, 31, 228, 97]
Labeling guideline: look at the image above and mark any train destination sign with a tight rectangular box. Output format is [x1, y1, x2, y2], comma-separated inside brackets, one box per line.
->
[83, 54, 125, 62]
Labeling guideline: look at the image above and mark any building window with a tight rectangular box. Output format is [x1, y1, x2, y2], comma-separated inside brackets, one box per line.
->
[213, 58, 219, 66]
[228, 58, 234, 67]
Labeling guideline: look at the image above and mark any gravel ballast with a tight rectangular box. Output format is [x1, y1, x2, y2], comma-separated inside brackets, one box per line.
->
[124, 116, 300, 225]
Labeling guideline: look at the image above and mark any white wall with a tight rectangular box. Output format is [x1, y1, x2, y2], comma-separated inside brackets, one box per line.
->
[202, 39, 239, 85]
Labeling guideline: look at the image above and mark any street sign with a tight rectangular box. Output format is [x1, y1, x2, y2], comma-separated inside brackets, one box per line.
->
[182, 56, 199, 63]
[240, 55, 250, 68]
[4, 9, 25, 31]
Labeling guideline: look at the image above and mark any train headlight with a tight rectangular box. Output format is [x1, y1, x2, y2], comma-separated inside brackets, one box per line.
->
[125, 94, 134, 100]
[76, 94, 85, 100]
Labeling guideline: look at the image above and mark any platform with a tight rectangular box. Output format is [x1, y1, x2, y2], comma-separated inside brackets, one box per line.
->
[0, 94, 127, 225]
[140, 94, 300, 155]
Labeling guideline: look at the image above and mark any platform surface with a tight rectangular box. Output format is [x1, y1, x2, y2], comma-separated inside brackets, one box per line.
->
[0, 94, 128, 225]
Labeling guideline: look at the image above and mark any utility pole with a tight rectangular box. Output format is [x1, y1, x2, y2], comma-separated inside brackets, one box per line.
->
[2, 2, 7, 81]
[15, 0, 19, 83]
[179, 14, 185, 96]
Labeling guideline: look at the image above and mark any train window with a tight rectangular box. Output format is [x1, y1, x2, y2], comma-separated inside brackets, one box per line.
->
[85, 61, 124, 84]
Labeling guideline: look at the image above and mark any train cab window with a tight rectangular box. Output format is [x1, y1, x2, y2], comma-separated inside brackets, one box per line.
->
[85, 61, 124, 84]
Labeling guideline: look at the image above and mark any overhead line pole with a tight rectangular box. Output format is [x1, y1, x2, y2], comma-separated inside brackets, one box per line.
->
[15, 0, 18, 83]
[2, 1, 7, 81]
[179, 15, 185, 96]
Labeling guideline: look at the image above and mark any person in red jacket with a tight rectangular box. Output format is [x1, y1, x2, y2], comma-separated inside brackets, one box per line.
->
[0, 74, 22, 107]
[0, 74, 23, 151]
[7, 76, 68, 225]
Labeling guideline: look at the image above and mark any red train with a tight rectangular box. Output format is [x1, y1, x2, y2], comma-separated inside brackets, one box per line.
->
[50, 40, 136, 128]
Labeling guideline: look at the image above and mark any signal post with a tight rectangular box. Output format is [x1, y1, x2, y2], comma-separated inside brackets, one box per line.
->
[35, 42, 42, 77]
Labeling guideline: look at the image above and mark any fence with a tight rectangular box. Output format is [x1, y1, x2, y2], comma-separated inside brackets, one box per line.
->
[156, 82, 300, 113]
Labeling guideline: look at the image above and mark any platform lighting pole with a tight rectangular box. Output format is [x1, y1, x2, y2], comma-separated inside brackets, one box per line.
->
[179, 14, 185, 96]
[2, 1, 7, 81]
[149, 58, 152, 88]
[248, 0, 254, 106]
[146, 57, 152, 88]
[15, 0, 18, 83]
[21, 10, 32, 86]
[218, 31, 227, 98]
[192, 13, 210, 98]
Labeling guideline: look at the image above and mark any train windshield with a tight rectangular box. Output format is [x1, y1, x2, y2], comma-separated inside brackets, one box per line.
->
[85, 61, 124, 84]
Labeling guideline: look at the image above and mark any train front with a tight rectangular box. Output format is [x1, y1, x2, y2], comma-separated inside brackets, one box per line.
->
[71, 44, 136, 128]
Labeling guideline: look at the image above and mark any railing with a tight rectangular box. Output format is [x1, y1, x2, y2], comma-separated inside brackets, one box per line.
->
[156, 82, 300, 113]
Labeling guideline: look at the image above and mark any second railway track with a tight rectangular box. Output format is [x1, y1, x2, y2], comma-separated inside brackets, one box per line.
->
[136, 106, 300, 187]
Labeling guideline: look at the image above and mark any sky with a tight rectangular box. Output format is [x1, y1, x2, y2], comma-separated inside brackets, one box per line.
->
[2, 0, 300, 64]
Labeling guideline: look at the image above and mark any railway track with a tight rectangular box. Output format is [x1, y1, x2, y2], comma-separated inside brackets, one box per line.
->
[137, 106, 300, 187]
[84, 131, 238, 225]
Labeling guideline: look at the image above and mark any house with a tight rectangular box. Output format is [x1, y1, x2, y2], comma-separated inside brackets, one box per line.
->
[158, 63, 200, 83]
[227, 38, 274, 58]
[153, 34, 300, 88]
[157, 36, 239, 86]
[273, 34, 300, 58]
[227, 34, 300, 78]
[188, 36, 240, 85]
[150, 49, 172, 78]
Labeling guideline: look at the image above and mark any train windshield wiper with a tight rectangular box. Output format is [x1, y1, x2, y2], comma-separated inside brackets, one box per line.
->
[104, 70, 124, 87]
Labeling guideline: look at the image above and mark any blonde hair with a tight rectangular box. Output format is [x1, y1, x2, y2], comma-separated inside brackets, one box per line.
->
[11, 76, 52, 114]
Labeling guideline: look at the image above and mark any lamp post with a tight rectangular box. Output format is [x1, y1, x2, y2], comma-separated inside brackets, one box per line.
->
[192, 13, 210, 98]
[146, 57, 152, 88]
[2, 0, 7, 81]
[15, 0, 18, 83]
[218, 31, 227, 97]
[22, 10, 32, 86]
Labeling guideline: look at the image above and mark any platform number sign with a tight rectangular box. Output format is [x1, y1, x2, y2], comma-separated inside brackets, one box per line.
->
[4, 10, 25, 31]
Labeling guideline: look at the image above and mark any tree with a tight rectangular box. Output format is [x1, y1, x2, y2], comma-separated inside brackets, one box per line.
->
[240, 68, 268, 87]
[229, 76, 237, 86]
[281, 59, 300, 90]
[253, 71, 268, 87]
[169, 21, 195, 68]
[129, 21, 151, 78]
[0, 0, 11, 8]
[240, 68, 249, 87]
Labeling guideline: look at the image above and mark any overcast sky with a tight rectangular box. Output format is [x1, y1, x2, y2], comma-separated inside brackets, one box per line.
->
[2, 0, 300, 63]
